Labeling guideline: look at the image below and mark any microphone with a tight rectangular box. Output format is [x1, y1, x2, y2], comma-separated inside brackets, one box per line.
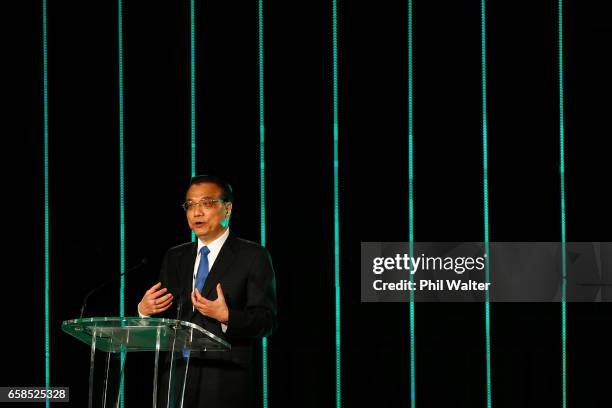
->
[174, 294, 184, 328]
[79, 258, 149, 319]
[176, 294, 185, 319]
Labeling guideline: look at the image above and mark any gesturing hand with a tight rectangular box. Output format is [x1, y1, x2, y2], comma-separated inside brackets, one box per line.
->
[138, 282, 173, 316]
[191, 283, 229, 324]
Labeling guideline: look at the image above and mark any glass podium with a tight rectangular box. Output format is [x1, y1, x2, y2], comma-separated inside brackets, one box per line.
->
[62, 317, 231, 407]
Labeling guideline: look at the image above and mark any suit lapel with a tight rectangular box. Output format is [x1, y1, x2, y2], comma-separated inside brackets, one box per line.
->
[180, 242, 198, 297]
[202, 233, 237, 298]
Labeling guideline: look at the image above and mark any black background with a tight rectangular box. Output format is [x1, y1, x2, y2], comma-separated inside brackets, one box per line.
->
[2, 0, 611, 407]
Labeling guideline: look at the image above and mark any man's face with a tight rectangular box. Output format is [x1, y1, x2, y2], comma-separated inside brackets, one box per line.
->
[185, 182, 232, 243]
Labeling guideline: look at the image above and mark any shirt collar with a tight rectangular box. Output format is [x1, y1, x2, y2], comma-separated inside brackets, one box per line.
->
[197, 228, 230, 256]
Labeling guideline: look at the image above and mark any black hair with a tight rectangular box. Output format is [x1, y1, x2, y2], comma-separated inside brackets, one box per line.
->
[189, 175, 234, 203]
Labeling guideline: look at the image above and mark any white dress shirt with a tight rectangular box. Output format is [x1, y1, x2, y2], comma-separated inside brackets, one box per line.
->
[193, 228, 230, 293]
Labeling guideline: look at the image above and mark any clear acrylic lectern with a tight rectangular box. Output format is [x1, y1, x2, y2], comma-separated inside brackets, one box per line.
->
[62, 317, 231, 407]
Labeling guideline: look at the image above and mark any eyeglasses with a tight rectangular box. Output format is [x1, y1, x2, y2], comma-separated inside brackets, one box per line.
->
[181, 197, 225, 211]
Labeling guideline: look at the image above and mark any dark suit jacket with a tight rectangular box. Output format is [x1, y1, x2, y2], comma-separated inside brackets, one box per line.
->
[159, 232, 277, 363]
[156, 232, 276, 408]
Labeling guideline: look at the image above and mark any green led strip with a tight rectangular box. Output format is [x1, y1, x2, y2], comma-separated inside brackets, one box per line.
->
[480, 0, 492, 407]
[190, 0, 196, 243]
[407, 0, 415, 406]
[42, 0, 50, 406]
[117, 0, 126, 406]
[257, 1, 269, 407]
[558, 0, 567, 406]
[190, 0, 196, 179]
[117, 0, 126, 320]
[332, 0, 341, 406]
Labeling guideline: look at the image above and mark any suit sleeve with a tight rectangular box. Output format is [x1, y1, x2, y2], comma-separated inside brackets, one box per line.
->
[226, 248, 277, 338]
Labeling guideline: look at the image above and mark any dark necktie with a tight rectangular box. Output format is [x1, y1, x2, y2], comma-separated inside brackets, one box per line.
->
[194, 246, 211, 293]
[185, 246, 211, 359]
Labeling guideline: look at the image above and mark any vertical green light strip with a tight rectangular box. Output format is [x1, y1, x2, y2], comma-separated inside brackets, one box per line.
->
[558, 0, 567, 406]
[407, 0, 416, 406]
[190, 0, 196, 178]
[117, 0, 126, 406]
[190, 0, 196, 243]
[258, 1, 266, 254]
[117, 0, 126, 319]
[480, 0, 492, 407]
[42, 1, 50, 407]
[257, 1, 269, 407]
[332, 0, 341, 406]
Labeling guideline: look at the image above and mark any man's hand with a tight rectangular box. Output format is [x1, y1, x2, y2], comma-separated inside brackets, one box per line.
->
[138, 282, 173, 316]
[191, 283, 229, 324]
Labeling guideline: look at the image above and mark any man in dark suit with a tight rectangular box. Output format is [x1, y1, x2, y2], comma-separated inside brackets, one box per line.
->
[138, 175, 277, 408]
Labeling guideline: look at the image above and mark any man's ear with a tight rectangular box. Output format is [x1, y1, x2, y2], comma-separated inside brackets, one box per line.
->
[225, 202, 233, 218]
